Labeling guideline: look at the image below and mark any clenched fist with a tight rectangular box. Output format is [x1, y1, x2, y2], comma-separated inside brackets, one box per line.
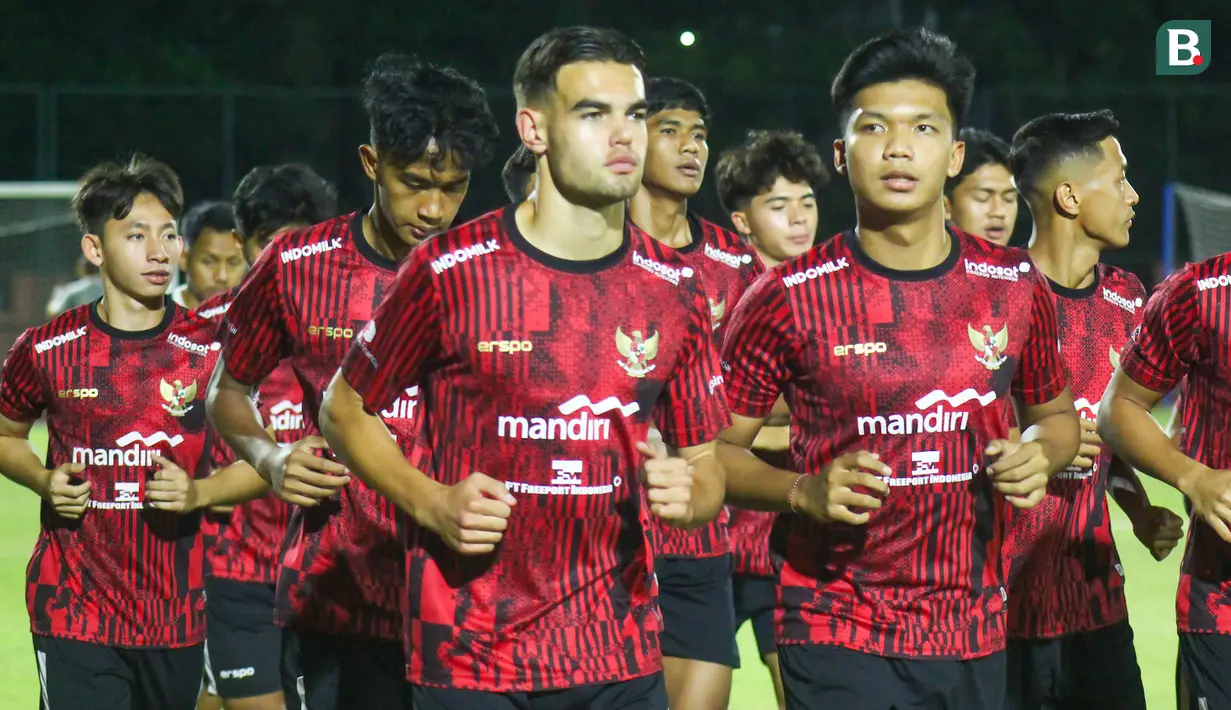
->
[418, 473, 517, 555]
[796, 451, 890, 525]
[41, 462, 91, 520]
[145, 455, 199, 513]
[637, 440, 697, 528]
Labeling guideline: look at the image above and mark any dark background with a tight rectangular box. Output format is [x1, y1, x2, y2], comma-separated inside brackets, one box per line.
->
[2, 0, 1229, 339]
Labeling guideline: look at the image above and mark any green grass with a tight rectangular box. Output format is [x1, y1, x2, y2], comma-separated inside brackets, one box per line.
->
[0, 422, 1188, 708]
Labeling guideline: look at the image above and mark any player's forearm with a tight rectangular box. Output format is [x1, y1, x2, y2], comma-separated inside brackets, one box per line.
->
[751, 425, 789, 452]
[1108, 455, 1151, 518]
[1019, 409, 1081, 477]
[1099, 395, 1205, 496]
[206, 377, 280, 482]
[0, 436, 51, 497]
[682, 451, 725, 529]
[195, 462, 269, 509]
[320, 377, 439, 520]
[717, 440, 797, 512]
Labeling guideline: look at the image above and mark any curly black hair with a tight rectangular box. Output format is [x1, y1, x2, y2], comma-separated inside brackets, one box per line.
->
[180, 200, 236, 249]
[1008, 110, 1120, 202]
[72, 154, 183, 236]
[501, 146, 536, 202]
[945, 127, 1011, 195]
[831, 28, 975, 136]
[514, 27, 646, 108]
[363, 53, 500, 171]
[646, 77, 709, 122]
[714, 130, 831, 213]
[232, 163, 337, 243]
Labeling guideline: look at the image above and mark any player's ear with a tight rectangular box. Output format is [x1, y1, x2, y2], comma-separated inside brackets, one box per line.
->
[358, 144, 379, 183]
[517, 108, 547, 158]
[729, 211, 753, 238]
[1053, 182, 1080, 218]
[832, 139, 847, 176]
[948, 138, 966, 178]
[81, 233, 104, 268]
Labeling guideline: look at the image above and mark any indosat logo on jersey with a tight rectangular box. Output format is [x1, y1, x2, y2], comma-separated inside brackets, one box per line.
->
[1156, 21, 1211, 76]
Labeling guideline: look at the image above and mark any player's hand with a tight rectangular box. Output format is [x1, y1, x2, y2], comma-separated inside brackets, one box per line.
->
[418, 473, 517, 555]
[636, 440, 696, 528]
[1129, 505, 1185, 561]
[795, 451, 891, 525]
[261, 435, 350, 507]
[1072, 419, 1103, 469]
[41, 462, 90, 520]
[145, 455, 200, 513]
[987, 439, 1051, 509]
[1180, 466, 1231, 544]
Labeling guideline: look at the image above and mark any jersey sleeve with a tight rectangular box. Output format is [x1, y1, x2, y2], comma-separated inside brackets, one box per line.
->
[1011, 272, 1067, 405]
[221, 247, 292, 386]
[719, 272, 796, 418]
[341, 248, 443, 416]
[1119, 267, 1202, 393]
[0, 330, 47, 423]
[653, 286, 731, 449]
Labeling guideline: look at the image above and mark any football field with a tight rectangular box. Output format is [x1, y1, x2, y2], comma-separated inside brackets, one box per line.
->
[0, 422, 1188, 709]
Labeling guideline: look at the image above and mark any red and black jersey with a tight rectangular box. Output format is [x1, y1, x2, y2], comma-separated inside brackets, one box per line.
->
[221, 212, 423, 641]
[342, 207, 731, 691]
[0, 301, 218, 648]
[1119, 255, 1231, 635]
[649, 214, 763, 560]
[721, 229, 1066, 660]
[1005, 264, 1145, 639]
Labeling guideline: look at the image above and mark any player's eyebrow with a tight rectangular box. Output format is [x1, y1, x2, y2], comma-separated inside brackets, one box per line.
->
[572, 99, 612, 113]
[130, 221, 178, 231]
[860, 110, 942, 123]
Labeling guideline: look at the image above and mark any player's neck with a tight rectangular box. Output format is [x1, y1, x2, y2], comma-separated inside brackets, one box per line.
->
[854, 202, 950, 272]
[754, 245, 781, 269]
[517, 186, 626, 262]
[180, 288, 202, 310]
[363, 207, 413, 263]
[96, 281, 168, 332]
[1028, 222, 1102, 290]
[628, 187, 691, 249]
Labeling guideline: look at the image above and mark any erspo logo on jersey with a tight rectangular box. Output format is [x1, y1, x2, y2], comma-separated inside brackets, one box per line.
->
[35, 326, 88, 354]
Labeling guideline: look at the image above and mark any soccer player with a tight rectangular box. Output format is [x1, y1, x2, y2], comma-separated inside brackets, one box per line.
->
[0, 155, 261, 709]
[715, 129, 830, 268]
[171, 200, 247, 309]
[196, 163, 337, 710]
[715, 29, 1081, 708]
[205, 54, 499, 710]
[502, 145, 537, 202]
[943, 127, 1018, 246]
[626, 75, 761, 709]
[712, 128, 830, 709]
[1003, 109, 1183, 710]
[321, 26, 730, 709]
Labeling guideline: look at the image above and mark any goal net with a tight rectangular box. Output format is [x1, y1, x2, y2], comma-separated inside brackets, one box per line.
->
[0, 182, 82, 349]
[1167, 182, 1231, 271]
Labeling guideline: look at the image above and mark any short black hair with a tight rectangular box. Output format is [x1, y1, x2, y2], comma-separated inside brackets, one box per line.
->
[514, 26, 647, 108]
[831, 28, 975, 136]
[363, 52, 500, 171]
[501, 146, 536, 202]
[1008, 109, 1121, 202]
[180, 201, 236, 249]
[72, 154, 184, 235]
[715, 130, 831, 213]
[233, 163, 337, 242]
[945, 128, 1011, 194]
[646, 77, 709, 122]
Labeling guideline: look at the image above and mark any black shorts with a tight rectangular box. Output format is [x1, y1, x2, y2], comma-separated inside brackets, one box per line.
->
[732, 573, 776, 661]
[1179, 632, 1231, 710]
[284, 630, 411, 710]
[778, 643, 1005, 710]
[656, 554, 739, 668]
[1007, 620, 1144, 710]
[412, 673, 667, 710]
[203, 577, 287, 701]
[32, 635, 204, 710]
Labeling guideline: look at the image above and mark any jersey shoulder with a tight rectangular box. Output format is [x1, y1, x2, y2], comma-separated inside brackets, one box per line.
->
[416, 208, 506, 262]
[265, 212, 358, 268]
[772, 231, 853, 289]
[22, 305, 93, 358]
[194, 288, 236, 323]
[957, 229, 1033, 269]
[696, 216, 760, 258]
[1097, 263, 1147, 304]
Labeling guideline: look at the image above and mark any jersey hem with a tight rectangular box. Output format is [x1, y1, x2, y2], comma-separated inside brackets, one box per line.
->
[772, 637, 1005, 661]
[407, 663, 664, 693]
[31, 628, 205, 649]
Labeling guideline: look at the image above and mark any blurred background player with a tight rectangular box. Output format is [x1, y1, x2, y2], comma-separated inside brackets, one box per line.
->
[171, 200, 247, 309]
[206, 54, 498, 710]
[502, 145, 536, 202]
[943, 127, 1018, 246]
[196, 163, 336, 710]
[0, 156, 260, 710]
[1004, 109, 1182, 710]
[44, 256, 103, 319]
[715, 29, 1080, 708]
[627, 75, 762, 710]
[712, 127, 831, 710]
[323, 26, 729, 710]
